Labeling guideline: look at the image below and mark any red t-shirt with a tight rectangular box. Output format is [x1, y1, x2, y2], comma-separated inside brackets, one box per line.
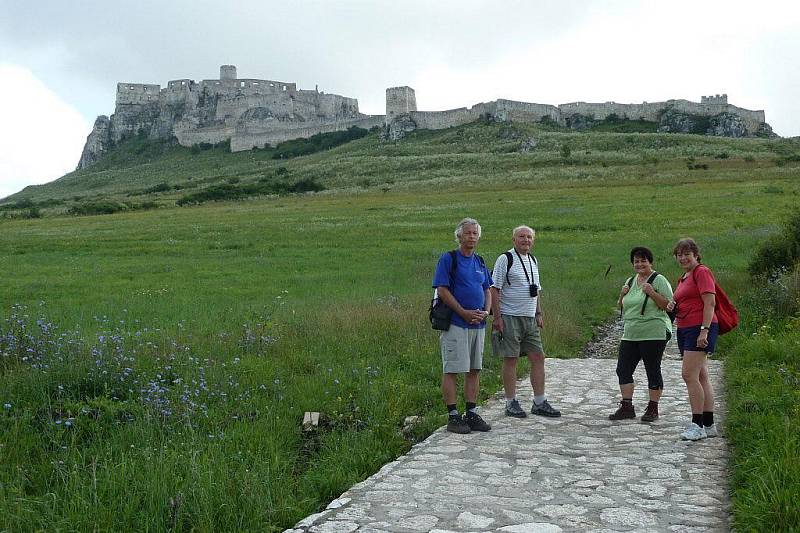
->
[673, 265, 718, 328]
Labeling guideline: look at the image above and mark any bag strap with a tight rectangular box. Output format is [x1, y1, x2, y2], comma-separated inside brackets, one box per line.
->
[504, 251, 513, 285]
[639, 271, 659, 315]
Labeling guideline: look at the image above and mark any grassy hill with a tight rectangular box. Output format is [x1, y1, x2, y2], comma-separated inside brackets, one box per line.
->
[1, 122, 798, 530]
[3, 121, 799, 214]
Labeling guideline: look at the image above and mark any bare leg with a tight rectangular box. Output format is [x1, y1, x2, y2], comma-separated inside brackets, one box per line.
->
[442, 373, 458, 406]
[528, 351, 545, 396]
[649, 388, 663, 402]
[502, 357, 519, 399]
[682, 351, 707, 414]
[464, 369, 480, 403]
[620, 382, 634, 400]
[699, 360, 715, 411]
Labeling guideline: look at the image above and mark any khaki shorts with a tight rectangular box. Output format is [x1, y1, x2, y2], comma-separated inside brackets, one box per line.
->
[491, 315, 543, 358]
[440, 325, 485, 373]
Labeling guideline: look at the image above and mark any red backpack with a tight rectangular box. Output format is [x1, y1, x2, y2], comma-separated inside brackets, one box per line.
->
[689, 266, 739, 335]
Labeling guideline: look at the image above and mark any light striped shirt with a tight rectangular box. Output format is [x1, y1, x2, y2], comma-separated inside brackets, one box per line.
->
[492, 249, 541, 317]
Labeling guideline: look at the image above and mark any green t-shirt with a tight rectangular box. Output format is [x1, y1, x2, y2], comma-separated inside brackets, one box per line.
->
[621, 273, 674, 341]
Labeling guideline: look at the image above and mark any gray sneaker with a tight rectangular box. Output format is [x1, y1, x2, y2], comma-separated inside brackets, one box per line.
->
[704, 424, 718, 438]
[531, 399, 561, 418]
[505, 399, 528, 418]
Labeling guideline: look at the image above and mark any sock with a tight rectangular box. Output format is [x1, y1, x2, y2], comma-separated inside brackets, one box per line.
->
[621, 398, 633, 404]
[647, 400, 658, 410]
[702, 411, 714, 427]
[533, 395, 546, 406]
[466, 402, 477, 414]
[691, 413, 703, 426]
[447, 404, 458, 417]
[506, 398, 516, 407]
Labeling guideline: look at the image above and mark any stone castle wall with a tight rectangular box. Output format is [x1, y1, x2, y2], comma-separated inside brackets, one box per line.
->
[79, 67, 774, 170]
[79, 66, 375, 167]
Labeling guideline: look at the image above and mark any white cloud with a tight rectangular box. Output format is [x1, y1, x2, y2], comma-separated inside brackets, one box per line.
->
[0, 64, 91, 200]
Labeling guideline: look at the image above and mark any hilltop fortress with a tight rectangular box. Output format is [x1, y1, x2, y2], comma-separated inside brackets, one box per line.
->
[78, 65, 774, 168]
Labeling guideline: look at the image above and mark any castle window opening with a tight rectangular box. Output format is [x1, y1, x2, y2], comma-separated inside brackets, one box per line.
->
[270, 83, 275, 87]
[282, 86, 286, 91]
[241, 82, 246, 87]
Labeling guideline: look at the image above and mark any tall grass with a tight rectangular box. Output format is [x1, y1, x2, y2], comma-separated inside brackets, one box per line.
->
[1, 123, 799, 529]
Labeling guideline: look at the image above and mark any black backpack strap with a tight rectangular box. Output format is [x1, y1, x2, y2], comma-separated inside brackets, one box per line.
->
[504, 251, 513, 285]
[448, 250, 458, 289]
[639, 271, 659, 315]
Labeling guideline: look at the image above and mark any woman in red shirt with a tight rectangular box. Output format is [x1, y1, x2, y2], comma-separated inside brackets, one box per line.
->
[667, 238, 719, 441]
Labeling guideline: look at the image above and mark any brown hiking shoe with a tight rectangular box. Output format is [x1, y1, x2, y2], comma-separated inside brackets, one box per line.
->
[608, 401, 636, 420]
[640, 402, 659, 423]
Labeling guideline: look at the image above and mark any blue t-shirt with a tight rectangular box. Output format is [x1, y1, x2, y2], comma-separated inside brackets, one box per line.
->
[433, 250, 493, 329]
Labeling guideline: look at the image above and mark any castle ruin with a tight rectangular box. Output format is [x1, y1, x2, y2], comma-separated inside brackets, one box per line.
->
[78, 65, 383, 168]
[78, 67, 774, 169]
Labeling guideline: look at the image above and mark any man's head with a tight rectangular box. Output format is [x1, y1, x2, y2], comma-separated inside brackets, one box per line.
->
[454, 218, 481, 252]
[512, 225, 535, 254]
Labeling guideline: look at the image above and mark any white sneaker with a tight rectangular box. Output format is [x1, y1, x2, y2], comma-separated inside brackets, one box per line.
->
[681, 422, 707, 441]
[704, 424, 718, 438]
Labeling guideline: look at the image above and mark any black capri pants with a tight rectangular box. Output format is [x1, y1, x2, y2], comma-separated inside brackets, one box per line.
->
[616, 339, 667, 390]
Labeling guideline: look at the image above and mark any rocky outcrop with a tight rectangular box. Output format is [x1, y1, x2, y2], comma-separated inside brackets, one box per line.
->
[77, 116, 111, 169]
[380, 114, 417, 141]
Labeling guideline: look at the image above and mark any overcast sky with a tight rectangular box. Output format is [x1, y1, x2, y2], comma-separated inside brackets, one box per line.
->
[1, 0, 798, 199]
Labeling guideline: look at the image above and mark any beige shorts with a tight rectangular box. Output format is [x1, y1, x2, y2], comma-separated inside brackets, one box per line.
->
[491, 315, 544, 358]
[440, 325, 485, 373]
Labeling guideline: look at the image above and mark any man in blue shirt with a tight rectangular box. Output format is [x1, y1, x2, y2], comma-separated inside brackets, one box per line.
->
[433, 218, 493, 433]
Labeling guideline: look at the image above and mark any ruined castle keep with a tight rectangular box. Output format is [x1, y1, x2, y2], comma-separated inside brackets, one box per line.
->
[78, 66, 774, 169]
[78, 65, 383, 168]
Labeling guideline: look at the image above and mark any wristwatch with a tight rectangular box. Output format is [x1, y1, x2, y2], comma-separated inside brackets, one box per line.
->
[700, 325, 710, 331]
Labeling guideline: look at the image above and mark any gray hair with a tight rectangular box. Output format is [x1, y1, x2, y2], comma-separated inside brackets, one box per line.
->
[512, 225, 535, 237]
[454, 218, 481, 243]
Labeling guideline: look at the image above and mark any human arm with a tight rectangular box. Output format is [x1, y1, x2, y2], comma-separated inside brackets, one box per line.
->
[437, 286, 487, 325]
[535, 295, 544, 329]
[697, 292, 716, 347]
[490, 286, 504, 332]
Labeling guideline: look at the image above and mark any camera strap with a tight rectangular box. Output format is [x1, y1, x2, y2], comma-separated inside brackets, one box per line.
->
[514, 250, 535, 286]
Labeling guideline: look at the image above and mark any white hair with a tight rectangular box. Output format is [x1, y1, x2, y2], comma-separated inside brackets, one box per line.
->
[454, 218, 481, 243]
[512, 225, 535, 237]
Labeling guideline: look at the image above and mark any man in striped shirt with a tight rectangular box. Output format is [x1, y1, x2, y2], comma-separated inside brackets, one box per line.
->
[490, 225, 561, 418]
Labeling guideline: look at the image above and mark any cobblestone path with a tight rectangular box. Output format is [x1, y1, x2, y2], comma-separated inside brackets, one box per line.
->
[286, 331, 729, 532]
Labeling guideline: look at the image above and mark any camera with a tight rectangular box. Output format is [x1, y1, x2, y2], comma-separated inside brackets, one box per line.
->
[529, 284, 539, 297]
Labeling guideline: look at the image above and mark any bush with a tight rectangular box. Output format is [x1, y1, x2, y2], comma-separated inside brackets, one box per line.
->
[560, 144, 571, 159]
[143, 182, 173, 194]
[748, 209, 800, 277]
[271, 127, 369, 160]
[175, 177, 325, 206]
[69, 201, 128, 216]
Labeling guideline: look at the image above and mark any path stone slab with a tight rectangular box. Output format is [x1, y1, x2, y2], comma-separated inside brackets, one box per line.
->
[286, 333, 730, 532]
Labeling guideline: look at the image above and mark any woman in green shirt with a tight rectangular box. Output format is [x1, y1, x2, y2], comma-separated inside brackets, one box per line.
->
[609, 246, 674, 422]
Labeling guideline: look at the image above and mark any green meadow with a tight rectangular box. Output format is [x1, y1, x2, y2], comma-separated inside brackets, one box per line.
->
[1, 122, 799, 530]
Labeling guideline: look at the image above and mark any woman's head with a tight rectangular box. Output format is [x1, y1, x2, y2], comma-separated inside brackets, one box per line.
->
[630, 246, 654, 264]
[672, 238, 701, 262]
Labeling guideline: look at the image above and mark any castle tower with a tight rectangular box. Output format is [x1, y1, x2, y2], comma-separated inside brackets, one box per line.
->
[220, 65, 237, 80]
[386, 86, 417, 123]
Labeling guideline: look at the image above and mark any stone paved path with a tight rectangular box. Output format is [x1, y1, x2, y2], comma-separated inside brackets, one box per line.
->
[286, 331, 730, 532]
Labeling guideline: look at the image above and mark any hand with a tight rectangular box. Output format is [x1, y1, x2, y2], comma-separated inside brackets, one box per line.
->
[666, 300, 676, 312]
[492, 316, 505, 333]
[536, 313, 543, 329]
[620, 284, 630, 296]
[641, 283, 655, 297]
[696, 329, 709, 349]
[464, 309, 486, 325]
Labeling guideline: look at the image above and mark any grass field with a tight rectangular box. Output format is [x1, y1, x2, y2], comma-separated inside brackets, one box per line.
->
[1, 122, 799, 530]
